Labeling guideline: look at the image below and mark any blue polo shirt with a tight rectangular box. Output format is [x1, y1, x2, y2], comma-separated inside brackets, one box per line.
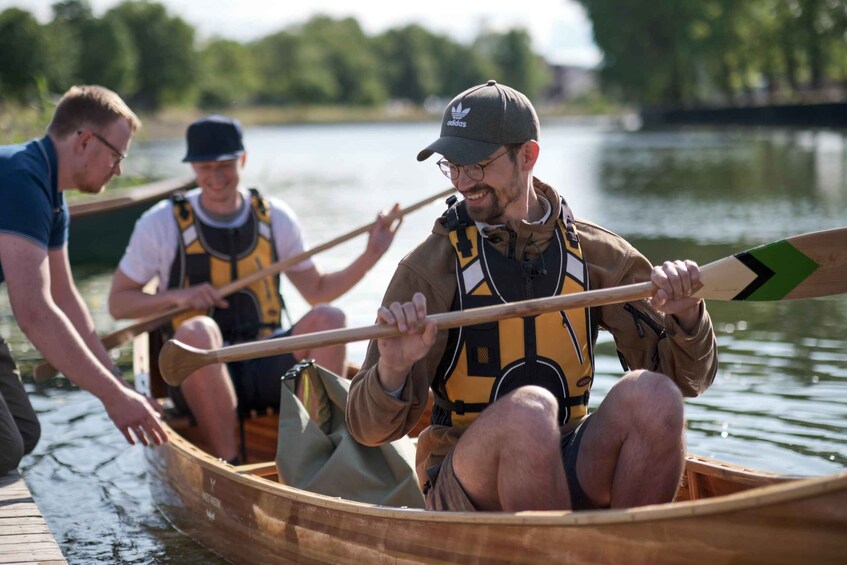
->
[0, 136, 68, 285]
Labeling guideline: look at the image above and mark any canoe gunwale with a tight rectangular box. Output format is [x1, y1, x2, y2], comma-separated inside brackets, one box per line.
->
[68, 176, 197, 218]
[151, 420, 847, 528]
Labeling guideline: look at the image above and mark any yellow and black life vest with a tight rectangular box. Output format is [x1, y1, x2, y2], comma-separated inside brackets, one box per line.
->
[167, 188, 285, 344]
[432, 197, 595, 428]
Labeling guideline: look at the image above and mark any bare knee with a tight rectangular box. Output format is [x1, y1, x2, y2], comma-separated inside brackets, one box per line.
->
[296, 305, 346, 334]
[616, 370, 684, 433]
[173, 316, 224, 349]
[493, 386, 561, 437]
[456, 386, 561, 474]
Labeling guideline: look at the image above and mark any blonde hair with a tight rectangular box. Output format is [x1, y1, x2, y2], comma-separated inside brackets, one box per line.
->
[46, 85, 141, 138]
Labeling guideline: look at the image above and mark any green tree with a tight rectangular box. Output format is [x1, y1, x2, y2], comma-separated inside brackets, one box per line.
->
[577, 0, 704, 105]
[107, 0, 197, 109]
[430, 38, 496, 97]
[376, 25, 442, 103]
[252, 30, 339, 104]
[0, 9, 51, 102]
[197, 39, 258, 108]
[299, 16, 386, 105]
[473, 29, 550, 100]
[40, 0, 97, 91]
[76, 13, 138, 95]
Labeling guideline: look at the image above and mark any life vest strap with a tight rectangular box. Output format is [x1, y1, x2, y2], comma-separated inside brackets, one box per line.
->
[444, 196, 473, 258]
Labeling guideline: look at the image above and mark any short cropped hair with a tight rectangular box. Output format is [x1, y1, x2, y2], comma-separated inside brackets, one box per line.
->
[46, 85, 141, 138]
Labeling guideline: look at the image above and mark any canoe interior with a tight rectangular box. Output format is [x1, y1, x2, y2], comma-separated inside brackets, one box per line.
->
[138, 332, 792, 503]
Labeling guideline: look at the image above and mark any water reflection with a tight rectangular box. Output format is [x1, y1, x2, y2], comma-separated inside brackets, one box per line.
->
[591, 129, 847, 243]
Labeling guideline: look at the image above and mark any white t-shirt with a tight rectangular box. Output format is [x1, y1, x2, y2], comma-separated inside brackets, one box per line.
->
[118, 187, 314, 292]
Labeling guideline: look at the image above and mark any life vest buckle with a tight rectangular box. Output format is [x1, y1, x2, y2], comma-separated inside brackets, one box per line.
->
[454, 399, 466, 415]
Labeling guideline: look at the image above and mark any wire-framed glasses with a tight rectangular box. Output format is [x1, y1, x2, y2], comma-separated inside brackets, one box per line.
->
[436, 149, 510, 182]
[81, 130, 127, 168]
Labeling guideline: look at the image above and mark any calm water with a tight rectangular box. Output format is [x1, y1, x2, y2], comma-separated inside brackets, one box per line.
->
[4, 120, 846, 563]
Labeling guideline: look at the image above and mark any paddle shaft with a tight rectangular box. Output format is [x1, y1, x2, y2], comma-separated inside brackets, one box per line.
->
[159, 225, 847, 385]
[34, 187, 455, 382]
[160, 281, 655, 385]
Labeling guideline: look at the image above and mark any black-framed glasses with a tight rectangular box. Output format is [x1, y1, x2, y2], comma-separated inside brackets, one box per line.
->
[437, 149, 510, 182]
[80, 130, 127, 168]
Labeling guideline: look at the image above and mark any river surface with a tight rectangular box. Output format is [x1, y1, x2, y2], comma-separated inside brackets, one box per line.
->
[3, 120, 846, 563]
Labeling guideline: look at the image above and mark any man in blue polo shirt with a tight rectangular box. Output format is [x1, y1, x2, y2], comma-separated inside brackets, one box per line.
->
[0, 85, 166, 475]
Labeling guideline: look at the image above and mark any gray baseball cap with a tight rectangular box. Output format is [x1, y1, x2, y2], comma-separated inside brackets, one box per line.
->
[417, 80, 540, 165]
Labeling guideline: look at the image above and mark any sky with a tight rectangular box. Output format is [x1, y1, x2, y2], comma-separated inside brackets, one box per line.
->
[6, 0, 602, 67]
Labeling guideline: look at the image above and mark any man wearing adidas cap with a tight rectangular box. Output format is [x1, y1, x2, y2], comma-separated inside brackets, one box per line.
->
[348, 81, 718, 512]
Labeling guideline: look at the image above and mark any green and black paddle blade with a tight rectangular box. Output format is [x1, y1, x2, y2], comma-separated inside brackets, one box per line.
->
[695, 227, 847, 301]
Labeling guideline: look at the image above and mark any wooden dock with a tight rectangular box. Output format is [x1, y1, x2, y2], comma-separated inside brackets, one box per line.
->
[0, 471, 66, 564]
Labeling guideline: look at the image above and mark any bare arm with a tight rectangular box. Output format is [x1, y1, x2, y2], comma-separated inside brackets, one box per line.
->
[48, 246, 116, 372]
[0, 234, 166, 445]
[286, 205, 401, 305]
[108, 268, 228, 320]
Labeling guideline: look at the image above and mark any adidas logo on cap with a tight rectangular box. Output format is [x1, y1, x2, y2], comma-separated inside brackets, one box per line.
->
[446, 103, 470, 128]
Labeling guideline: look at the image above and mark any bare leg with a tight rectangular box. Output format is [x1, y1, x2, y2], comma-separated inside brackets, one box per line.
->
[292, 305, 347, 376]
[451, 386, 570, 511]
[174, 316, 239, 461]
[576, 370, 686, 508]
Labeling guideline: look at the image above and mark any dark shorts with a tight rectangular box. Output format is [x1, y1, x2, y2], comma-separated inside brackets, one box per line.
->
[423, 448, 476, 512]
[424, 415, 603, 512]
[168, 327, 297, 419]
[561, 414, 605, 511]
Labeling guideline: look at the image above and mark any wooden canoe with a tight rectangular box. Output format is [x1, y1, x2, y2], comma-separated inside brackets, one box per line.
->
[67, 176, 196, 265]
[135, 338, 847, 564]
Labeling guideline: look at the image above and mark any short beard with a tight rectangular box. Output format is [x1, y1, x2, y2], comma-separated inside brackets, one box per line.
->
[74, 165, 108, 194]
[465, 183, 502, 224]
[465, 169, 523, 224]
[76, 183, 106, 195]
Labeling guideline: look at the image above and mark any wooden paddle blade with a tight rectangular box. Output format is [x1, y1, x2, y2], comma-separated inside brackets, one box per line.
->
[32, 363, 58, 382]
[695, 227, 847, 301]
[158, 340, 217, 386]
[32, 318, 169, 382]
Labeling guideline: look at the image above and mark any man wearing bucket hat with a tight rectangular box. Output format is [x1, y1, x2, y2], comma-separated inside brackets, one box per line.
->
[109, 115, 400, 463]
[348, 81, 718, 512]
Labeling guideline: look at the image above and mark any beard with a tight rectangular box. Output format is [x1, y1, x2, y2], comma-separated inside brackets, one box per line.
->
[76, 183, 107, 195]
[464, 172, 523, 224]
[465, 184, 504, 223]
[74, 164, 110, 194]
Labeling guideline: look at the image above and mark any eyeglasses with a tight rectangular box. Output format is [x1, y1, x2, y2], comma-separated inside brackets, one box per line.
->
[80, 130, 127, 168]
[436, 149, 510, 182]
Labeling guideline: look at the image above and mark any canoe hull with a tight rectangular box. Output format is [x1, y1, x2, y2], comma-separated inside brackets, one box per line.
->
[146, 427, 847, 564]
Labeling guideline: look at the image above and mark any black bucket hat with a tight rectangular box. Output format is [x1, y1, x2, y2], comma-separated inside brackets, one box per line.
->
[182, 115, 245, 162]
[417, 80, 540, 165]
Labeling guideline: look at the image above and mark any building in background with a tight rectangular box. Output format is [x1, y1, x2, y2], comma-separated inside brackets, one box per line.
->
[546, 64, 598, 102]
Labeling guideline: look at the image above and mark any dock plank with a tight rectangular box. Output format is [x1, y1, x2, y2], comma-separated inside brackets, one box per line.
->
[0, 472, 66, 564]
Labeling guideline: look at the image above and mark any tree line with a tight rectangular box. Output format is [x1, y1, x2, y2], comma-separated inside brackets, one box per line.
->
[576, 0, 847, 107]
[0, 0, 551, 111]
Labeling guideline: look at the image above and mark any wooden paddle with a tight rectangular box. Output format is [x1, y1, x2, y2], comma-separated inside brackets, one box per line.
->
[33, 187, 455, 382]
[158, 226, 847, 386]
